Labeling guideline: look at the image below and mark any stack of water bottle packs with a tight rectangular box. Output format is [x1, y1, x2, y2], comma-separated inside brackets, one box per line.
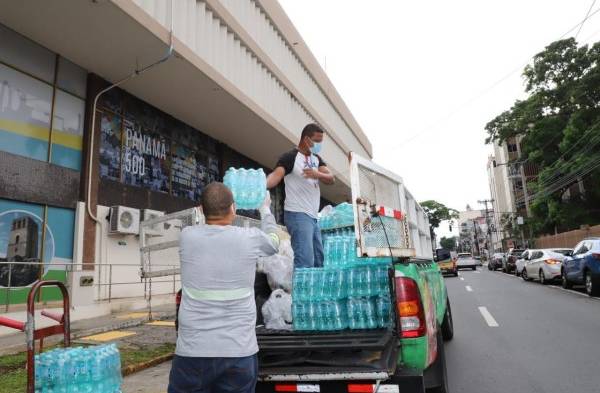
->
[223, 167, 267, 210]
[319, 202, 354, 230]
[35, 344, 122, 393]
[292, 262, 392, 331]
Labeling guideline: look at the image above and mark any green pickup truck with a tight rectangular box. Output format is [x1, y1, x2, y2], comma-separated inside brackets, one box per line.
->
[168, 154, 454, 392]
[255, 259, 453, 392]
[255, 154, 454, 392]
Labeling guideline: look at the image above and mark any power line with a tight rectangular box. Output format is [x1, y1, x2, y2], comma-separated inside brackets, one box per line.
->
[530, 127, 600, 188]
[389, 5, 600, 150]
[575, 0, 598, 39]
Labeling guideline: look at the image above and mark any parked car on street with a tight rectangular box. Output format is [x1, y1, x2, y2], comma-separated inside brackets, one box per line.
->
[521, 249, 569, 284]
[488, 252, 505, 271]
[435, 248, 458, 276]
[562, 238, 600, 296]
[457, 253, 479, 270]
[515, 249, 531, 276]
[503, 248, 525, 273]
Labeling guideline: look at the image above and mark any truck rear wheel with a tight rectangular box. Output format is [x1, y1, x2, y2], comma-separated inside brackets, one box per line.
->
[425, 332, 449, 393]
[441, 300, 454, 341]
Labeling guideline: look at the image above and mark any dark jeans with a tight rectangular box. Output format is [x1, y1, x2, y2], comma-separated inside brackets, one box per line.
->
[168, 354, 258, 393]
[284, 210, 324, 268]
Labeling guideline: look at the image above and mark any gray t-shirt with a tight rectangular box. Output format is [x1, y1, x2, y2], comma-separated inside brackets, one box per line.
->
[276, 149, 327, 219]
[175, 213, 279, 358]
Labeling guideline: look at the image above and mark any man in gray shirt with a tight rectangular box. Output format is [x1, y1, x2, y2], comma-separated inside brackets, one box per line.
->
[168, 182, 279, 393]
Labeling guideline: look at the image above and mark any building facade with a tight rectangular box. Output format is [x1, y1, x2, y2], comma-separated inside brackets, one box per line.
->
[457, 207, 489, 257]
[487, 137, 539, 250]
[0, 0, 375, 314]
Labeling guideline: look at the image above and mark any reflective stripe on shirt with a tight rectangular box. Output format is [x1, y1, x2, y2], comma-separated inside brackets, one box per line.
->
[183, 286, 253, 301]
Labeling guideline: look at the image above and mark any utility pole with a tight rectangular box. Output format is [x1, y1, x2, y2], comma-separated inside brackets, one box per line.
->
[478, 199, 494, 260]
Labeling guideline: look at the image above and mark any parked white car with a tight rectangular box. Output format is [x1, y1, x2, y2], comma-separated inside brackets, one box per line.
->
[521, 248, 572, 284]
[515, 249, 531, 276]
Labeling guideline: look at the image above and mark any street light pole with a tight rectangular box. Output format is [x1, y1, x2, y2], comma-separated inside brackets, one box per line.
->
[478, 199, 494, 260]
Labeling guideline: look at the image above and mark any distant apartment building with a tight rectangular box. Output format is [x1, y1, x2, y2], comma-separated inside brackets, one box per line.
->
[487, 137, 539, 250]
[457, 206, 488, 256]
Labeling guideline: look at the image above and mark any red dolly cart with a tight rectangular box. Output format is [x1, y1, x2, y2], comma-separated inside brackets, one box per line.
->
[0, 280, 71, 393]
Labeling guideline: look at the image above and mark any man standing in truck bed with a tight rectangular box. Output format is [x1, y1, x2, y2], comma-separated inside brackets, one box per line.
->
[266, 123, 335, 268]
[168, 182, 279, 393]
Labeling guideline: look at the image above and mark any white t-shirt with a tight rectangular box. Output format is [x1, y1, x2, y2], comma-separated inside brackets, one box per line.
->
[276, 149, 327, 219]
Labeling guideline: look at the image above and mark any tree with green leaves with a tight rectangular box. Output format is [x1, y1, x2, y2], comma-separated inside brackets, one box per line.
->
[439, 236, 457, 251]
[420, 200, 459, 240]
[486, 38, 600, 235]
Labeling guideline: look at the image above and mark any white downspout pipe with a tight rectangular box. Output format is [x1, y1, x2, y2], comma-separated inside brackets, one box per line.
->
[85, 0, 175, 297]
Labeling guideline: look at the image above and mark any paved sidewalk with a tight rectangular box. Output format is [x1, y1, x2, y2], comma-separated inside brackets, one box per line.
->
[0, 303, 176, 355]
[122, 361, 172, 393]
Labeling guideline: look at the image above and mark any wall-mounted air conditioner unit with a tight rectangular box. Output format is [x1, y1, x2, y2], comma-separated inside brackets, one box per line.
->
[141, 209, 165, 236]
[109, 206, 140, 235]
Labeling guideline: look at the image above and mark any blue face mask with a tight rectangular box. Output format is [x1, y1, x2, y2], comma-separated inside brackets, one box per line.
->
[309, 141, 322, 155]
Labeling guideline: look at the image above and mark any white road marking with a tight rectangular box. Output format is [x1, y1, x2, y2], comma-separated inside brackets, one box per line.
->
[478, 306, 499, 327]
[465, 285, 473, 292]
[459, 277, 465, 281]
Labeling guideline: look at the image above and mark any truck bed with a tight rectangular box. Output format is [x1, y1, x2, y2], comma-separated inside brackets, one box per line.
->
[257, 327, 399, 381]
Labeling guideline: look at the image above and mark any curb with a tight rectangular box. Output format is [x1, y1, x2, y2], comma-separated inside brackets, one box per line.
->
[122, 353, 174, 377]
[0, 313, 176, 356]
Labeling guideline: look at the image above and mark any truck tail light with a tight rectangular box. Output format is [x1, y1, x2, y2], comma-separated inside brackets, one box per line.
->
[275, 384, 320, 392]
[395, 277, 426, 338]
[348, 385, 399, 393]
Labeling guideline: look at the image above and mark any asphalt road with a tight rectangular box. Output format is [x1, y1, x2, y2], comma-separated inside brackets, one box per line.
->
[444, 267, 600, 393]
[122, 267, 600, 393]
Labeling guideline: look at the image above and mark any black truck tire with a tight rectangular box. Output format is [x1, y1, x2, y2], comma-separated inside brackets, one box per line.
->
[441, 300, 454, 341]
[425, 332, 449, 393]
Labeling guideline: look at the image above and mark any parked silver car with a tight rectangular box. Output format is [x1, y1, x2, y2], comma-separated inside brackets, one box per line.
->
[521, 248, 572, 284]
[515, 249, 531, 276]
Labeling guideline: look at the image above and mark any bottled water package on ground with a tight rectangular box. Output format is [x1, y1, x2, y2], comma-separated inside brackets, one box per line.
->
[262, 289, 293, 330]
[261, 254, 293, 293]
[35, 344, 122, 393]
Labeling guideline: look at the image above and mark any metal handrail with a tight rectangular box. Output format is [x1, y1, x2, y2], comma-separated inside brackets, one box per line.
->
[0, 261, 181, 312]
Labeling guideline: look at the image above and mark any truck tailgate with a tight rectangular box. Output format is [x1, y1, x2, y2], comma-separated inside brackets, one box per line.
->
[257, 328, 398, 381]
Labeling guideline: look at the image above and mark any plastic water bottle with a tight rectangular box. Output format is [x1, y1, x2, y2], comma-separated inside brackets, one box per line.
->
[348, 298, 366, 329]
[293, 269, 306, 301]
[376, 295, 391, 328]
[376, 264, 390, 296]
[364, 298, 378, 329]
[332, 301, 346, 330]
[307, 302, 318, 330]
[293, 302, 305, 330]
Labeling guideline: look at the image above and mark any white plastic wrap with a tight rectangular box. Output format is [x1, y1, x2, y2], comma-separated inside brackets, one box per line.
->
[261, 254, 293, 293]
[278, 238, 294, 260]
[261, 289, 292, 330]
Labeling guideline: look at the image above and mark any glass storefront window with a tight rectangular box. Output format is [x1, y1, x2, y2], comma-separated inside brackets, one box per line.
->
[50, 90, 85, 170]
[57, 57, 87, 99]
[0, 24, 55, 84]
[0, 63, 52, 162]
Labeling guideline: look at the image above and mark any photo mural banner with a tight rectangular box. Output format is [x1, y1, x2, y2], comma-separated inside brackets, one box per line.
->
[98, 90, 220, 200]
[0, 199, 74, 304]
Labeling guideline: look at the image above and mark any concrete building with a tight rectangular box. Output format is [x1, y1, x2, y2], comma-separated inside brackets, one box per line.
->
[457, 207, 488, 256]
[0, 1, 431, 322]
[487, 137, 539, 250]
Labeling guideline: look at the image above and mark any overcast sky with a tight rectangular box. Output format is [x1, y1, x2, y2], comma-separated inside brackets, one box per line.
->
[279, 0, 600, 238]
